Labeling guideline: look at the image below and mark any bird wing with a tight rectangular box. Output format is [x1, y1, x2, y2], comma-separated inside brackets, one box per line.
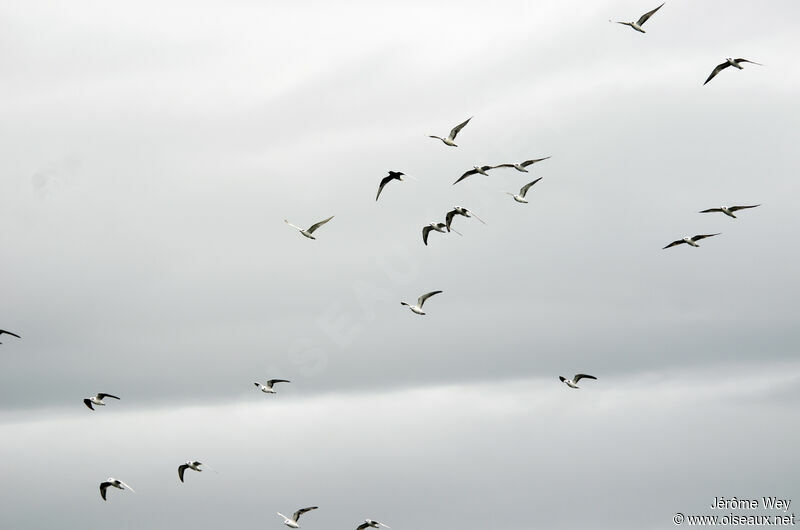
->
[0, 330, 21, 338]
[728, 204, 760, 212]
[453, 168, 478, 185]
[520, 156, 551, 167]
[448, 116, 472, 140]
[97, 393, 120, 400]
[699, 208, 724, 213]
[100, 482, 110, 500]
[636, 2, 664, 26]
[479, 165, 494, 172]
[357, 525, 371, 530]
[178, 464, 188, 483]
[704, 62, 731, 85]
[284, 220, 303, 231]
[663, 239, 686, 249]
[491, 164, 515, 169]
[734, 58, 763, 66]
[293, 507, 319, 521]
[267, 379, 290, 386]
[117, 480, 135, 492]
[559, 376, 567, 383]
[519, 177, 543, 198]
[307, 216, 334, 234]
[422, 225, 433, 246]
[377, 522, 391, 529]
[417, 290, 443, 308]
[691, 233, 720, 242]
[445, 210, 458, 232]
[376, 175, 394, 201]
[83, 399, 95, 410]
[465, 209, 486, 224]
[573, 374, 597, 383]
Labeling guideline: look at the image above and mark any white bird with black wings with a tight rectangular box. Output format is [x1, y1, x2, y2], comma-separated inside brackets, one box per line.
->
[83, 392, 120, 411]
[99, 478, 135, 500]
[559, 374, 597, 389]
[612, 2, 664, 33]
[277, 507, 319, 528]
[284, 216, 334, 240]
[429, 117, 472, 147]
[401, 290, 442, 315]
[357, 520, 391, 530]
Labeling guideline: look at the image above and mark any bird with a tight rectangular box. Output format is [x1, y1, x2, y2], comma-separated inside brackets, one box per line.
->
[429, 117, 472, 147]
[254, 379, 291, 393]
[699, 204, 760, 219]
[504, 177, 543, 203]
[178, 461, 203, 483]
[453, 165, 496, 185]
[376, 171, 405, 201]
[445, 206, 486, 232]
[83, 393, 120, 411]
[559, 374, 597, 389]
[284, 216, 334, 240]
[422, 222, 461, 245]
[401, 290, 442, 315]
[277, 507, 319, 528]
[704, 58, 763, 85]
[0, 329, 21, 344]
[99, 478, 135, 501]
[612, 2, 664, 33]
[492, 157, 551, 172]
[357, 520, 391, 530]
[663, 233, 721, 249]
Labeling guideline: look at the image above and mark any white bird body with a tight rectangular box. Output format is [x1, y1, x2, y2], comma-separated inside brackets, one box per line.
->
[613, 3, 664, 33]
[99, 477, 135, 500]
[429, 117, 472, 147]
[284, 216, 334, 240]
[505, 177, 542, 204]
[559, 374, 597, 389]
[278, 507, 318, 528]
[401, 290, 442, 315]
[83, 393, 120, 410]
[254, 379, 290, 393]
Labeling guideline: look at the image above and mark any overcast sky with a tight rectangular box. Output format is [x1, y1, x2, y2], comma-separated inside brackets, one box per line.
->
[1, 1, 799, 528]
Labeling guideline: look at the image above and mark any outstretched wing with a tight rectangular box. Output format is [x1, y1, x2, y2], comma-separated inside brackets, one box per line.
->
[704, 62, 730, 85]
[307, 216, 334, 234]
[663, 239, 685, 249]
[357, 524, 371, 530]
[267, 379, 291, 386]
[520, 156, 551, 167]
[519, 177, 543, 198]
[97, 393, 120, 400]
[453, 168, 479, 185]
[376, 175, 394, 201]
[448, 116, 472, 141]
[491, 164, 515, 169]
[0, 330, 21, 339]
[559, 376, 567, 383]
[734, 58, 763, 66]
[699, 208, 724, 214]
[422, 225, 433, 246]
[465, 209, 486, 224]
[573, 374, 597, 383]
[636, 2, 664, 26]
[178, 464, 188, 483]
[100, 482, 110, 500]
[445, 210, 458, 232]
[84, 399, 95, 410]
[293, 507, 319, 522]
[728, 204, 760, 212]
[117, 480, 135, 493]
[417, 290, 442, 308]
[691, 233, 720, 242]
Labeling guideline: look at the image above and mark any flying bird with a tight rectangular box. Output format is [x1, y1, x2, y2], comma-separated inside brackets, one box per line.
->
[376, 171, 405, 201]
[612, 2, 664, 33]
[422, 222, 460, 245]
[492, 157, 551, 172]
[704, 58, 763, 85]
[277, 507, 319, 528]
[453, 165, 496, 185]
[699, 204, 760, 219]
[178, 461, 204, 483]
[357, 520, 392, 530]
[504, 177, 543, 203]
[559, 374, 597, 389]
[284, 216, 334, 240]
[99, 478, 135, 500]
[0, 329, 21, 344]
[254, 379, 291, 393]
[83, 393, 120, 411]
[445, 206, 485, 232]
[429, 117, 472, 147]
[663, 233, 721, 249]
[401, 290, 442, 315]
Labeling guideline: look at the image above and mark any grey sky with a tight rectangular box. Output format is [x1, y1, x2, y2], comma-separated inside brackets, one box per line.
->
[1, 0, 799, 528]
